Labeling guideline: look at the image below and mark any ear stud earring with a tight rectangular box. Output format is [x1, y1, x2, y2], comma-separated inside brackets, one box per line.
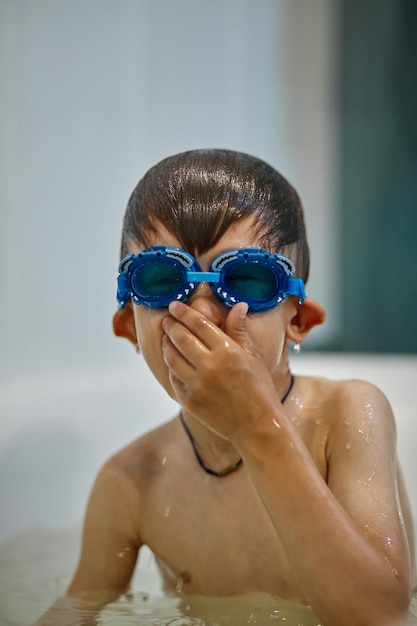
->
[293, 342, 301, 354]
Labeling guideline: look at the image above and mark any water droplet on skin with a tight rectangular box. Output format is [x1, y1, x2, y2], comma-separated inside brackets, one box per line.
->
[357, 422, 370, 442]
[161, 456, 168, 466]
[367, 470, 376, 483]
[346, 442, 352, 450]
[116, 547, 131, 558]
[364, 402, 375, 420]
[164, 506, 171, 518]
[384, 556, 399, 579]
[293, 398, 304, 410]
[344, 419, 350, 426]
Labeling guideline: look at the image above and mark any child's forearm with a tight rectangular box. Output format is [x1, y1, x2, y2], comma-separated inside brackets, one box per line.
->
[235, 416, 410, 626]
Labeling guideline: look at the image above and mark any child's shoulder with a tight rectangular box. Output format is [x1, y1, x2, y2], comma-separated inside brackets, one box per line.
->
[299, 373, 390, 404]
[99, 416, 181, 482]
[297, 374, 395, 428]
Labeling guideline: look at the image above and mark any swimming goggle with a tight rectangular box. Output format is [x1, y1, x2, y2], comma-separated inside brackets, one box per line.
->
[117, 246, 306, 313]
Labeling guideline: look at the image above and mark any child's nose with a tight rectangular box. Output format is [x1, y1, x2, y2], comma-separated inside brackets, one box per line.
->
[187, 283, 228, 328]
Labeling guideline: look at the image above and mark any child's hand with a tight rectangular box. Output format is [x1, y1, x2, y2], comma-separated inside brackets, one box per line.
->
[161, 300, 284, 443]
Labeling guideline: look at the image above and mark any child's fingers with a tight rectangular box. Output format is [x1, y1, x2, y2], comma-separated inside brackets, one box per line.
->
[161, 332, 197, 382]
[162, 314, 211, 368]
[162, 331, 190, 372]
[166, 301, 227, 349]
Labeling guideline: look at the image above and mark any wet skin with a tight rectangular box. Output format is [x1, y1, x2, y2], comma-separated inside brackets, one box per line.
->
[65, 220, 414, 626]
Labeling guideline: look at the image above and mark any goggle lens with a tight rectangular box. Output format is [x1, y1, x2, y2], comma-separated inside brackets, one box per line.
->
[224, 263, 278, 301]
[132, 261, 184, 297]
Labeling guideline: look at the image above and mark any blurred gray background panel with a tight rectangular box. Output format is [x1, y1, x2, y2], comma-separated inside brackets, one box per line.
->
[0, 0, 340, 379]
[1, 0, 416, 386]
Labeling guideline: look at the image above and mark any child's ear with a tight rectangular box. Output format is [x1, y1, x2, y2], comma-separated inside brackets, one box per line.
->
[112, 302, 139, 349]
[286, 298, 326, 344]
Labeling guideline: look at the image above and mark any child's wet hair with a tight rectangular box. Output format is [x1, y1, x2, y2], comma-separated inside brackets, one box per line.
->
[120, 149, 310, 282]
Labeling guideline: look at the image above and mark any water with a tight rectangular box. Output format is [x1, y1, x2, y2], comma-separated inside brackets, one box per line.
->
[0, 528, 320, 625]
[1, 529, 416, 625]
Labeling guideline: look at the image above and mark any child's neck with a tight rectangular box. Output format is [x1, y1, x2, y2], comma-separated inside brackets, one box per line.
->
[179, 372, 294, 477]
[179, 411, 241, 476]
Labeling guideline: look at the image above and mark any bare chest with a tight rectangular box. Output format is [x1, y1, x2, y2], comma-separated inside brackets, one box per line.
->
[136, 408, 328, 599]
[140, 467, 308, 598]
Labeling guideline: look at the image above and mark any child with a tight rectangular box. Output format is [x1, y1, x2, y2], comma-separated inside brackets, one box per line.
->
[42, 150, 415, 625]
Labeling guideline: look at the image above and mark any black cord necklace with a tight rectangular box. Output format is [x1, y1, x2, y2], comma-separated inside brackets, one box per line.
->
[179, 374, 295, 478]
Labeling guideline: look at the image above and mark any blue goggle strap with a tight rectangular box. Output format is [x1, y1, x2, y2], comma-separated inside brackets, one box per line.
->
[286, 277, 306, 304]
[186, 271, 221, 283]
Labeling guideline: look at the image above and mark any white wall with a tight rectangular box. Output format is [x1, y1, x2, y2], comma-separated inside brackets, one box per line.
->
[0, 0, 340, 382]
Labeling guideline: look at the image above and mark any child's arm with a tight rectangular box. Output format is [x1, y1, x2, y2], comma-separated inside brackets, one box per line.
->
[162, 301, 411, 626]
[238, 381, 411, 626]
[68, 459, 141, 597]
[35, 459, 141, 624]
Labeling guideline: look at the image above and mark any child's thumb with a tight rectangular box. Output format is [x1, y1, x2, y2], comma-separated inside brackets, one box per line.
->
[225, 302, 253, 351]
